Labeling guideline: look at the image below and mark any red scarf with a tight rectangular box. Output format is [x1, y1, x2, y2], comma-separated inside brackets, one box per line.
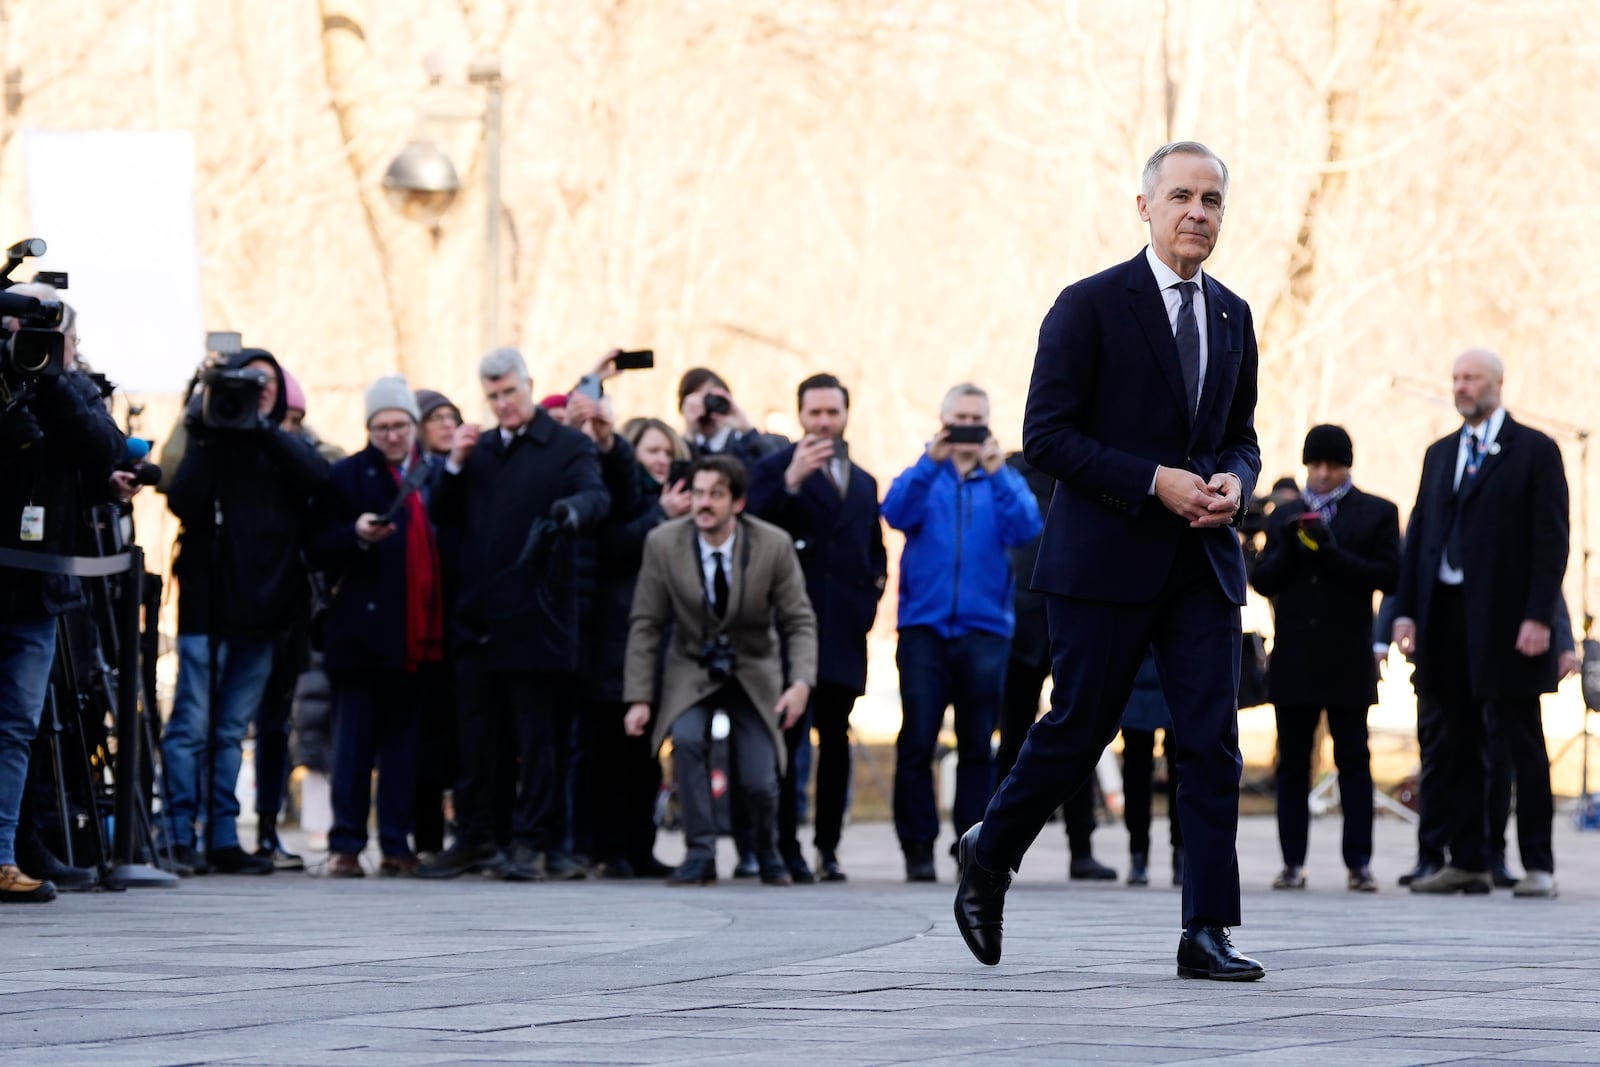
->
[391, 457, 444, 671]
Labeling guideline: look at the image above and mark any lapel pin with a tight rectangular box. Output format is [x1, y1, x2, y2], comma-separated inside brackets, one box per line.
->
[1488, 442, 1501, 456]
[1221, 310, 1228, 320]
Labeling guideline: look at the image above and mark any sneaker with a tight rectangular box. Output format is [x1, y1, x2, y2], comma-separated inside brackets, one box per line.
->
[256, 843, 305, 872]
[208, 845, 275, 875]
[543, 850, 588, 881]
[0, 865, 56, 903]
[1512, 870, 1558, 898]
[1347, 867, 1378, 893]
[1272, 866, 1306, 890]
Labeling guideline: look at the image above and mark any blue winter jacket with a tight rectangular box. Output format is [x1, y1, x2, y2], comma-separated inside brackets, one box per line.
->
[882, 454, 1043, 639]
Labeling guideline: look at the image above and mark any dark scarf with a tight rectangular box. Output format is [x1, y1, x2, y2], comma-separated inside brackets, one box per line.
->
[391, 455, 444, 671]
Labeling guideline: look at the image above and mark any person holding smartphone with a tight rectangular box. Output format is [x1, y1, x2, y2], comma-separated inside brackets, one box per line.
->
[299, 378, 442, 876]
[881, 383, 1043, 882]
[1249, 425, 1399, 893]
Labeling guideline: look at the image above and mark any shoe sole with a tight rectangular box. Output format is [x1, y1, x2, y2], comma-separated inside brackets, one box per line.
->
[1177, 965, 1266, 981]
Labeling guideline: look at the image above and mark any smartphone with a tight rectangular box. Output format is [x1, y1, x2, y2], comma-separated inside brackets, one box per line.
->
[945, 424, 989, 445]
[832, 438, 849, 464]
[702, 393, 731, 416]
[573, 374, 603, 401]
[612, 349, 654, 371]
[667, 458, 693, 487]
[1297, 512, 1326, 528]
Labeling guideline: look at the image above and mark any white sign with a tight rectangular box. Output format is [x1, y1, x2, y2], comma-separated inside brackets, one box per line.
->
[23, 129, 205, 393]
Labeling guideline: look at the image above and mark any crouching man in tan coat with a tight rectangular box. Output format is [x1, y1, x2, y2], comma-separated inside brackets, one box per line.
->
[624, 454, 817, 886]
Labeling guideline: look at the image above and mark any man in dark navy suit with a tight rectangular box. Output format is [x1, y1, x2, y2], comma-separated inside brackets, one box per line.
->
[748, 374, 888, 882]
[1393, 348, 1568, 899]
[955, 141, 1266, 981]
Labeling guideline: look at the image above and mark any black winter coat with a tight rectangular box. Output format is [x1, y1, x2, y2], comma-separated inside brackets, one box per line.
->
[747, 442, 887, 693]
[432, 406, 610, 672]
[306, 444, 437, 674]
[164, 352, 329, 638]
[1001, 452, 1054, 671]
[1393, 415, 1569, 700]
[0, 371, 125, 622]
[1251, 485, 1400, 707]
[582, 445, 667, 702]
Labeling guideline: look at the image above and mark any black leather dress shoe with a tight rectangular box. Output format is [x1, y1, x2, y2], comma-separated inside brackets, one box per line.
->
[1177, 925, 1265, 981]
[953, 824, 1009, 967]
[668, 857, 717, 886]
[760, 859, 794, 886]
[415, 840, 506, 880]
[784, 854, 816, 884]
[630, 854, 675, 879]
[904, 841, 937, 883]
[817, 850, 848, 882]
[732, 853, 761, 879]
[18, 850, 97, 892]
[1490, 854, 1520, 888]
[1069, 855, 1118, 881]
[1127, 853, 1149, 886]
[1397, 858, 1441, 887]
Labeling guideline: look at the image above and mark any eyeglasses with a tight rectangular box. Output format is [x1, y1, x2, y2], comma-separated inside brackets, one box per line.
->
[424, 410, 459, 425]
[369, 422, 414, 437]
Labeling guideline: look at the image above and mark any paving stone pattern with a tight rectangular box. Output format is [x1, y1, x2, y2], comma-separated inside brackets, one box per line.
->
[2, 815, 1597, 1065]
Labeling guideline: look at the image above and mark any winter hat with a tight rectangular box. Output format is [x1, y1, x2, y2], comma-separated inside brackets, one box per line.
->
[282, 368, 307, 415]
[1302, 424, 1354, 467]
[415, 389, 460, 422]
[365, 375, 421, 425]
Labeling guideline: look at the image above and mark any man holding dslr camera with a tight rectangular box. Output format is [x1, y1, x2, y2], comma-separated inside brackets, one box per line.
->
[161, 347, 330, 875]
[0, 282, 126, 902]
[624, 455, 817, 886]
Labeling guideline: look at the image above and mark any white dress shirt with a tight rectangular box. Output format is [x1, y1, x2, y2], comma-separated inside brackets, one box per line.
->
[698, 528, 737, 609]
[1145, 245, 1212, 495]
[1438, 406, 1507, 585]
[1146, 244, 1209, 410]
[696, 425, 735, 454]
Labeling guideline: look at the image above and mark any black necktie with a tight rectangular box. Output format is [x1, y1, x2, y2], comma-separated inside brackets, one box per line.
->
[1175, 280, 1201, 419]
[711, 550, 728, 618]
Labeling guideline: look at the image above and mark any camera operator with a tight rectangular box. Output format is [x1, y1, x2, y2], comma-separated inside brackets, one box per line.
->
[0, 310, 126, 902]
[417, 347, 610, 882]
[678, 368, 786, 468]
[624, 455, 818, 886]
[160, 347, 330, 875]
[747, 373, 887, 882]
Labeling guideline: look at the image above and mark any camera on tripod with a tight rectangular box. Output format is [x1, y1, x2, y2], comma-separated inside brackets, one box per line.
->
[0, 237, 67, 387]
[698, 633, 738, 685]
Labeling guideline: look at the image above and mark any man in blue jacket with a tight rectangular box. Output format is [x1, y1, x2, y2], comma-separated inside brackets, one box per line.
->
[882, 383, 1042, 881]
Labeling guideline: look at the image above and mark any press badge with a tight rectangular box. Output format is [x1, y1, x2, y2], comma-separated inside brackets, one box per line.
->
[19, 505, 44, 542]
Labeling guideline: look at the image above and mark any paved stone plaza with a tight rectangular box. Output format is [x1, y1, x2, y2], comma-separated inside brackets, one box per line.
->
[3, 813, 1598, 1065]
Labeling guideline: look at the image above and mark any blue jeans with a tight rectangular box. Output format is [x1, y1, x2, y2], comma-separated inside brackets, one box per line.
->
[161, 635, 273, 850]
[893, 626, 1009, 848]
[0, 620, 58, 866]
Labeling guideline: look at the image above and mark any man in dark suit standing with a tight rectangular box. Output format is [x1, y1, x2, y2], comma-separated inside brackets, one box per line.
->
[1393, 348, 1568, 898]
[748, 374, 888, 883]
[1250, 425, 1400, 893]
[955, 141, 1265, 981]
[418, 347, 611, 882]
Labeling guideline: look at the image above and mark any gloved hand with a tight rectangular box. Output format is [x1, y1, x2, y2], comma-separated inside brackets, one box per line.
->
[0, 404, 43, 447]
[1294, 516, 1334, 552]
[550, 500, 580, 531]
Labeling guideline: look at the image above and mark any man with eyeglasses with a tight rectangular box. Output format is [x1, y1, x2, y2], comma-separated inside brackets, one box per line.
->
[306, 378, 445, 877]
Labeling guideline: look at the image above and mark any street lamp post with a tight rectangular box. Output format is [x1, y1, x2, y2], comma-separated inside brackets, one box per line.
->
[382, 53, 504, 354]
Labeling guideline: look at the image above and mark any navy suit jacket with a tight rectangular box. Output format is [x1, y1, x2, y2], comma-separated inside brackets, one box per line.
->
[1023, 249, 1261, 605]
[748, 444, 888, 694]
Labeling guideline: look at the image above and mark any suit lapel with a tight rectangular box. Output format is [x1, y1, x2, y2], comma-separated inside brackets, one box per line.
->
[1126, 254, 1190, 418]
